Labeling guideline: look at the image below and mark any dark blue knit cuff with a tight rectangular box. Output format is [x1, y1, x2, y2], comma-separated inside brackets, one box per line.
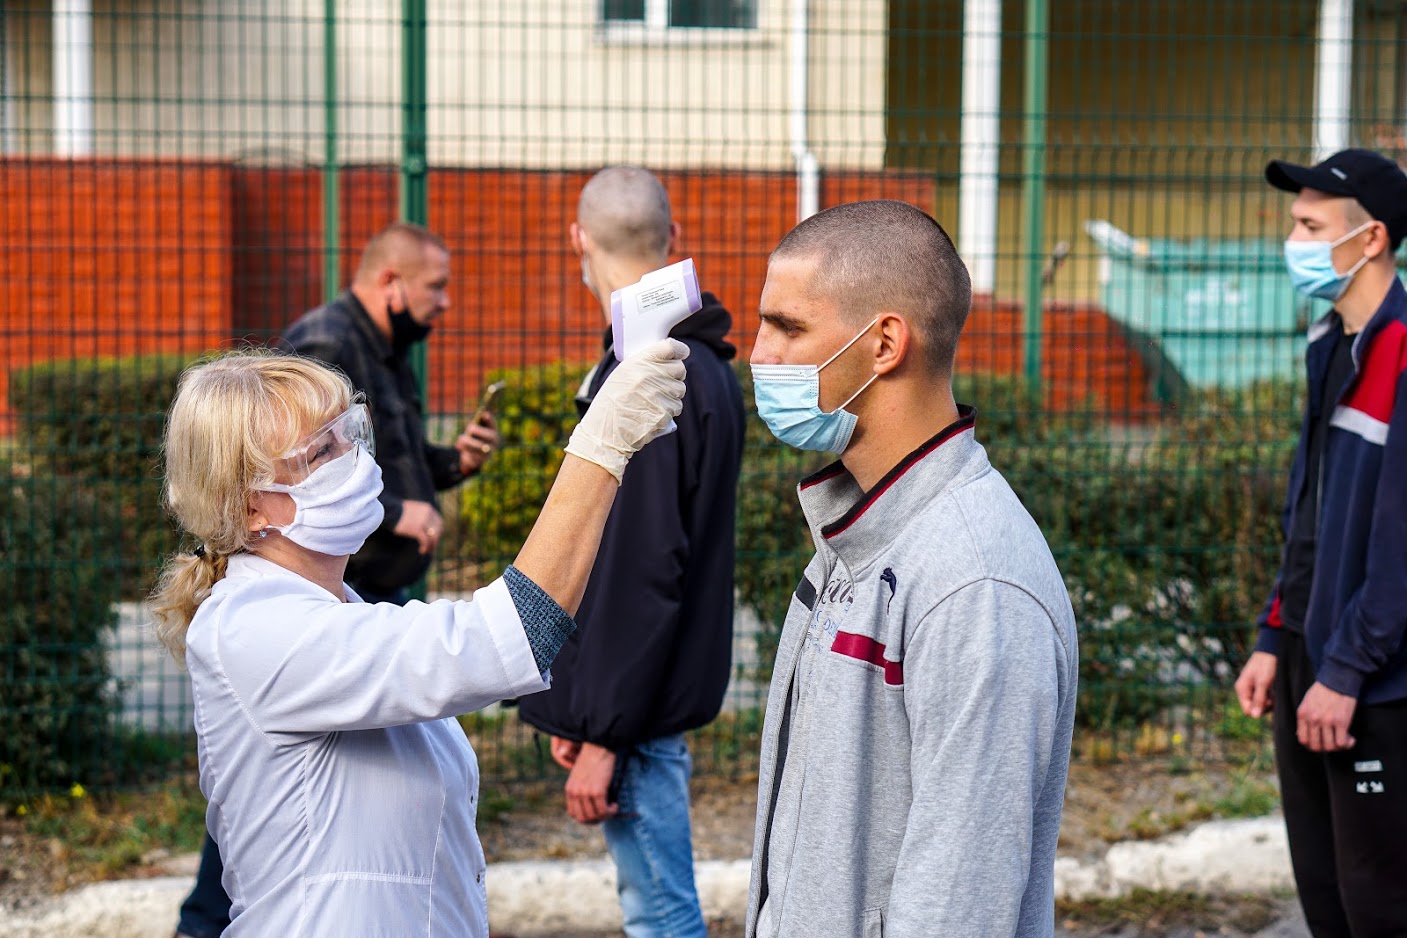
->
[503, 565, 576, 673]
[1253, 624, 1282, 656]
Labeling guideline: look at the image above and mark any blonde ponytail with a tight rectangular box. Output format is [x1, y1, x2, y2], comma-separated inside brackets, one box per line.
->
[151, 548, 230, 663]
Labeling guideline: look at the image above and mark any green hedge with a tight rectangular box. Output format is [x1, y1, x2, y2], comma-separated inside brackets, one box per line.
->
[983, 379, 1299, 729]
[455, 362, 586, 570]
[8, 355, 192, 596]
[452, 360, 1300, 733]
[0, 469, 123, 792]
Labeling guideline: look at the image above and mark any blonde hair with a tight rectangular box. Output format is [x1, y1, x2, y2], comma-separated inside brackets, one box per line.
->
[150, 351, 353, 663]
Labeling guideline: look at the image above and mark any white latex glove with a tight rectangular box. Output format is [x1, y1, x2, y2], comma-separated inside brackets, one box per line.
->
[565, 339, 689, 483]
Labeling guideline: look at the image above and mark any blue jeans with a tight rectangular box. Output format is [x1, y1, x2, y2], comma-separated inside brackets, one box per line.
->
[602, 734, 707, 938]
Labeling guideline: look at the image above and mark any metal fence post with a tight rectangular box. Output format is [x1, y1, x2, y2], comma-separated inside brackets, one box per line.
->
[322, 0, 339, 303]
[1020, 0, 1049, 394]
[402, 0, 429, 600]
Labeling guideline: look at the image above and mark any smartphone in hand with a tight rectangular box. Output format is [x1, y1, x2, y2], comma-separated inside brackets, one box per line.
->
[473, 380, 506, 425]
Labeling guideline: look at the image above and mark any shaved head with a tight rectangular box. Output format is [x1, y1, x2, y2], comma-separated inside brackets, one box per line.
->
[355, 222, 448, 282]
[577, 166, 673, 261]
[771, 200, 972, 375]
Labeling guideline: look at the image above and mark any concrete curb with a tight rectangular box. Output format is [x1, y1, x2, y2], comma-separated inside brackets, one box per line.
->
[1055, 816, 1293, 900]
[0, 819, 1292, 937]
[487, 858, 751, 934]
[0, 877, 189, 938]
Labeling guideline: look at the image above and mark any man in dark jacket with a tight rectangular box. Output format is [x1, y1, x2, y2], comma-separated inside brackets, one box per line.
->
[1235, 149, 1407, 937]
[279, 221, 498, 603]
[517, 167, 744, 938]
[173, 222, 497, 938]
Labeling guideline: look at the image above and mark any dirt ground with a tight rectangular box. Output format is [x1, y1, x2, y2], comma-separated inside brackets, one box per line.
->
[478, 757, 1278, 865]
[477, 758, 1299, 938]
[2, 757, 1289, 936]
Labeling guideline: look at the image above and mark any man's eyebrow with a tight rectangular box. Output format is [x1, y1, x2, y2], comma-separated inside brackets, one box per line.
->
[759, 311, 805, 329]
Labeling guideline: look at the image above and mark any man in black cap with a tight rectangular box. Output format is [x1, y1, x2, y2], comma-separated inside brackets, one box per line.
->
[1236, 148, 1407, 937]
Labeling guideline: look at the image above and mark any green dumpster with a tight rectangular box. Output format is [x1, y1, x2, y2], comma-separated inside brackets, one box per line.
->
[1084, 220, 1323, 390]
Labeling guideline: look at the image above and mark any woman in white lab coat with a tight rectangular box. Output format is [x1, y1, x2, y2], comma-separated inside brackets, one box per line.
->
[150, 345, 687, 937]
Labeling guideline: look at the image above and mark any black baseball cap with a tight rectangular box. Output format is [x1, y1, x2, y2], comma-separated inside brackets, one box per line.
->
[1266, 148, 1407, 250]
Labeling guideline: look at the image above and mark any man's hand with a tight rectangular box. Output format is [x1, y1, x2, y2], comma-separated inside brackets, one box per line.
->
[563, 742, 618, 824]
[549, 735, 581, 771]
[393, 500, 443, 555]
[1235, 651, 1278, 718]
[456, 413, 500, 476]
[1297, 681, 1357, 752]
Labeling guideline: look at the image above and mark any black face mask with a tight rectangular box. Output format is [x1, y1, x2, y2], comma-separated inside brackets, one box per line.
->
[388, 305, 432, 353]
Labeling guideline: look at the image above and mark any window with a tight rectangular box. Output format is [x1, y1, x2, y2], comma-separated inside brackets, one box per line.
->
[602, 0, 757, 30]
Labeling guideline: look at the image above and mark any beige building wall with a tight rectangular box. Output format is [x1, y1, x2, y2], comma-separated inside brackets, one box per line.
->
[4, 0, 890, 171]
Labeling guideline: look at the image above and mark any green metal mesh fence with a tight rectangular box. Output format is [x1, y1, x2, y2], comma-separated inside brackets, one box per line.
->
[3, 0, 1403, 794]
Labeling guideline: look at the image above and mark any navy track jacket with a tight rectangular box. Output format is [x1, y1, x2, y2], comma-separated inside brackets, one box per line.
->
[1257, 277, 1407, 705]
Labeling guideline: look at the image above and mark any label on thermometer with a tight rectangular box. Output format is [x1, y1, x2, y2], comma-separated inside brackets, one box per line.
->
[611, 258, 704, 362]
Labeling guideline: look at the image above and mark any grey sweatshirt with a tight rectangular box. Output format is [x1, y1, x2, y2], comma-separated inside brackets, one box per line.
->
[747, 410, 1078, 938]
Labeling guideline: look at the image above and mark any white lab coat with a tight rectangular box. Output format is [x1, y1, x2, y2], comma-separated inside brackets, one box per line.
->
[185, 553, 547, 937]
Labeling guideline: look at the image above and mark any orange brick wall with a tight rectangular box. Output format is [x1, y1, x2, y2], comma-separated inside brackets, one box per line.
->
[0, 160, 232, 426]
[422, 168, 960, 412]
[230, 167, 325, 340]
[0, 160, 1154, 432]
[961, 298, 1158, 415]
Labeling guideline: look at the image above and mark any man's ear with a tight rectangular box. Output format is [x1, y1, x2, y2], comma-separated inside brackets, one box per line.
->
[872, 313, 911, 376]
[1366, 220, 1393, 261]
[570, 223, 588, 258]
[374, 266, 404, 311]
[667, 221, 682, 256]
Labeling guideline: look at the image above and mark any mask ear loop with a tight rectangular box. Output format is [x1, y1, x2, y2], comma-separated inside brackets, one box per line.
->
[1328, 220, 1384, 282]
[818, 316, 883, 372]
[1329, 221, 1378, 283]
[1329, 220, 1376, 249]
[1340, 253, 1372, 282]
[836, 372, 881, 413]
[819, 316, 883, 414]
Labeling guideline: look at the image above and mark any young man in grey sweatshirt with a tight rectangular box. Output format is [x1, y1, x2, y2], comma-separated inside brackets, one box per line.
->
[745, 200, 1078, 938]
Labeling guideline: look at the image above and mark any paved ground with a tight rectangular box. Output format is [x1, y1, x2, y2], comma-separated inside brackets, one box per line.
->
[526, 903, 1310, 938]
[111, 602, 191, 731]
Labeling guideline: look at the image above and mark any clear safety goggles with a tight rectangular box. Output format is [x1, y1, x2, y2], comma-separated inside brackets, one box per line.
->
[271, 403, 375, 486]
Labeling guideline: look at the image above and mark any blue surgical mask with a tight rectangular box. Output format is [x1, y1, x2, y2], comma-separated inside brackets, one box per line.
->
[751, 317, 880, 453]
[1283, 221, 1374, 301]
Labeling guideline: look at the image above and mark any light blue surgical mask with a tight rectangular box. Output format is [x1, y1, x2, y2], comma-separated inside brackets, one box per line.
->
[751, 317, 880, 454]
[1283, 221, 1374, 301]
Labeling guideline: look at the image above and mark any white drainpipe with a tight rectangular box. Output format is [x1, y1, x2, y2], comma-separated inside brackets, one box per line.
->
[53, 0, 94, 156]
[791, 0, 819, 221]
[959, 0, 1002, 295]
[1314, 0, 1353, 161]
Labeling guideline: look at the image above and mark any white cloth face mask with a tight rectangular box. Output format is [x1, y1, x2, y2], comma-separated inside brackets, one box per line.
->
[261, 444, 385, 557]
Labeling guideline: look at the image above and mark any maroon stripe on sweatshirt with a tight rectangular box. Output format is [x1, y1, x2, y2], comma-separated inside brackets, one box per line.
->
[831, 631, 904, 685]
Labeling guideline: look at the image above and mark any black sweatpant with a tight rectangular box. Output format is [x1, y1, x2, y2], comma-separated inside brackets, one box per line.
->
[1273, 630, 1407, 938]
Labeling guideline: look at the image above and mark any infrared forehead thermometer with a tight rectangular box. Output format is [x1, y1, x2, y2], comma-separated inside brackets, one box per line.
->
[610, 258, 703, 363]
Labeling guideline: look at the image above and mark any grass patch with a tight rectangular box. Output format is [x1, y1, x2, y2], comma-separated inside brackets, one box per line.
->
[1213, 771, 1280, 819]
[1057, 889, 1281, 934]
[2, 775, 207, 886]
